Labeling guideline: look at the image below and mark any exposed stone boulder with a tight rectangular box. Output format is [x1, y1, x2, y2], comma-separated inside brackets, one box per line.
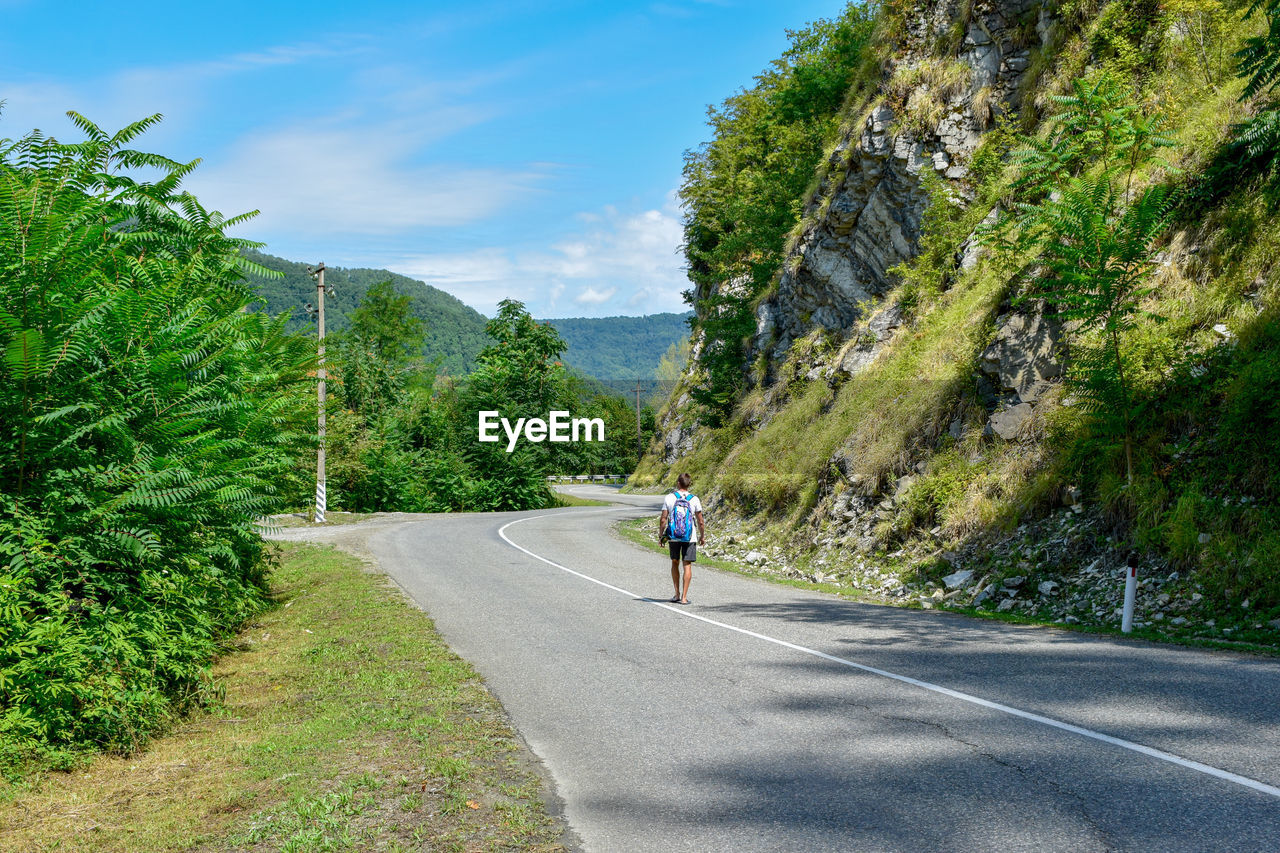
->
[835, 301, 904, 378]
[959, 208, 1000, 270]
[942, 569, 975, 589]
[973, 583, 997, 605]
[658, 393, 696, 463]
[979, 309, 1065, 440]
[868, 302, 904, 339]
[979, 312, 1064, 403]
[987, 402, 1035, 441]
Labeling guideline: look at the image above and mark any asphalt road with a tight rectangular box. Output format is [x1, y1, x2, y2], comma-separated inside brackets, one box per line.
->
[273, 486, 1280, 851]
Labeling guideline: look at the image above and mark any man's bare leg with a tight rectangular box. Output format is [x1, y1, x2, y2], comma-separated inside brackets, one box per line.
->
[670, 559, 681, 601]
[680, 561, 693, 604]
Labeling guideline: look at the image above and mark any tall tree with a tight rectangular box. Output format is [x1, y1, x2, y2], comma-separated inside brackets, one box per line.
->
[468, 298, 569, 416]
[459, 299, 568, 508]
[348, 279, 424, 366]
[336, 280, 425, 418]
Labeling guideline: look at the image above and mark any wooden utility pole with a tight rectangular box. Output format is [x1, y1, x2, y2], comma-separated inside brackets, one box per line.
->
[309, 263, 328, 523]
[634, 379, 643, 463]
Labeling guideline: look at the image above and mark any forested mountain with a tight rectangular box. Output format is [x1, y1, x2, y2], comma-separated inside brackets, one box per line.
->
[544, 312, 692, 380]
[242, 249, 490, 375]
[242, 248, 691, 381]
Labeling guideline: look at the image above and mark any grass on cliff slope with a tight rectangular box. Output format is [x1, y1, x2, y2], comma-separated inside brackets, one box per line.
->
[0, 544, 568, 853]
[691, 256, 1008, 521]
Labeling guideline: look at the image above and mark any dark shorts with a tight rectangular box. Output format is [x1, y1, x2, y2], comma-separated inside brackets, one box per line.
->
[669, 540, 696, 562]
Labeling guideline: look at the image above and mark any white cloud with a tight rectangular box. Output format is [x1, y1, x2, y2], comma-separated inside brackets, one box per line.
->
[4, 36, 532, 240]
[1, 38, 544, 241]
[387, 249, 542, 313]
[385, 191, 691, 317]
[0, 80, 87, 137]
[575, 286, 617, 304]
[390, 248, 516, 286]
[187, 122, 543, 235]
[1, 40, 352, 143]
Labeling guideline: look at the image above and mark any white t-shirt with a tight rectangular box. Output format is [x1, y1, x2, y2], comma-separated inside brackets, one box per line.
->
[663, 490, 703, 539]
[663, 490, 703, 514]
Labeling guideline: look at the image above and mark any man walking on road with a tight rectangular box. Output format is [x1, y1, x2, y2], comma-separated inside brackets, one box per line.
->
[659, 472, 705, 605]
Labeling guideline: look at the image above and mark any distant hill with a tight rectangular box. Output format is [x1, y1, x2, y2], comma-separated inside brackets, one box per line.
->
[242, 249, 490, 375]
[544, 313, 692, 381]
[241, 249, 692, 381]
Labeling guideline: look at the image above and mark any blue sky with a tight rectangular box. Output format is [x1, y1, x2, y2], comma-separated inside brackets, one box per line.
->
[1, 0, 846, 318]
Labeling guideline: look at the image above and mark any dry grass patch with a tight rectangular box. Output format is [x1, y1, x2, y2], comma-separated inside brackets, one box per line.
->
[0, 544, 569, 853]
[716, 266, 1006, 514]
[888, 58, 972, 136]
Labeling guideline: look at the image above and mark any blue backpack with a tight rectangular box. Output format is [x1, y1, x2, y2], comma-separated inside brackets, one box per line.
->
[667, 491, 694, 541]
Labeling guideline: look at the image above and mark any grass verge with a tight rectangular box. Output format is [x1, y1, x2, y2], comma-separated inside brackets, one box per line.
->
[549, 491, 611, 508]
[0, 543, 570, 852]
[615, 518, 1278, 656]
[613, 517, 863, 600]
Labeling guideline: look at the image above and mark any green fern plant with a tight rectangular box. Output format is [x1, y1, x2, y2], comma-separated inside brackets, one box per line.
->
[1237, 0, 1280, 100]
[1030, 179, 1173, 486]
[980, 72, 1177, 490]
[1195, 0, 1280, 204]
[0, 114, 313, 765]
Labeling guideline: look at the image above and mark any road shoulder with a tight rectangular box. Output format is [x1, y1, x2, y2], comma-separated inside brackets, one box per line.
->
[1, 542, 575, 852]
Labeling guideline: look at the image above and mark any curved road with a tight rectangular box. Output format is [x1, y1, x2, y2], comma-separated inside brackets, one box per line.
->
[274, 486, 1280, 851]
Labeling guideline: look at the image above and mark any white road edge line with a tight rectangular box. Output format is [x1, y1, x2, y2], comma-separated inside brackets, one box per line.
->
[499, 510, 1280, 801]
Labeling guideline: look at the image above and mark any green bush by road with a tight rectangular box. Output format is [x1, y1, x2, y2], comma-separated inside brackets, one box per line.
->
[0, 116, 313, 771]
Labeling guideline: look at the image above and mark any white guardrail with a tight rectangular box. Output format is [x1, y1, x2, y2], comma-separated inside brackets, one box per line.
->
[547, 474, 626, 484]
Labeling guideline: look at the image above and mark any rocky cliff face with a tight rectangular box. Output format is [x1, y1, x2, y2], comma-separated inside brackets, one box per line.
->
[639, 0, 1280, 644]
[751, 104, 931, 366]
[655, 0, 1060, 467]
[753, 0, 1048, 369]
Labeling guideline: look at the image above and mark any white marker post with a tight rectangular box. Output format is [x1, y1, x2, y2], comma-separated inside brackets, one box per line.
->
[1121, 558, 1138, 633]
[306, 263, 329, 524]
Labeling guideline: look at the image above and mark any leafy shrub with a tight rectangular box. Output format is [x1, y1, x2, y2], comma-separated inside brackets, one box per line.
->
[892, 450, 976, 537]
[1187, 0, 1280, 204]
[1089, 0, 1163, 73]
[0, 116, 311, 768]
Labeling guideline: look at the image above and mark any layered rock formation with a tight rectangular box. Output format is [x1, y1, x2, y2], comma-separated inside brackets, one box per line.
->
[656, 0, 1063, 467]
[752, 0, 1047, 368]
[752, 105, 930, 365]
